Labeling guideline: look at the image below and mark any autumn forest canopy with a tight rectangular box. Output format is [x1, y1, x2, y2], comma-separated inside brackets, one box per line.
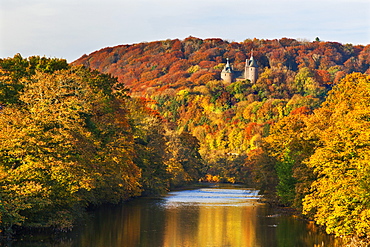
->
[1, 37, 370, 244]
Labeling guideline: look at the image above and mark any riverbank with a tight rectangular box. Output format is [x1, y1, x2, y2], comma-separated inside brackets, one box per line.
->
[3, 183, 345, 247]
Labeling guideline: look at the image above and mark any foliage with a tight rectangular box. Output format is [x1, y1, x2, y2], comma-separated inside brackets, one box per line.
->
[74, 38, 367, 99]
[263, 112, 318, 208]
[73, 38, 366, 178]
[73, 38, 370, 242]
[0, 54, 68, 105]
[264, 73, 370, 241]
[124, 97, 169, 195]
[0, 55, 204, 234]
[2, 37, 369, 242]
[302, 73, 370, 238]
[0, 63, 140, 232]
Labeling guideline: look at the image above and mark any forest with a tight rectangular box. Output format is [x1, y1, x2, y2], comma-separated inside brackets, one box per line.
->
[1, 37, 370, 244]
[0, 55, 203, 236]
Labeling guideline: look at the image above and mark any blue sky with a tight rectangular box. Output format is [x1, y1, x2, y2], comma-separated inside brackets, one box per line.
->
[1, 0, 370, 62]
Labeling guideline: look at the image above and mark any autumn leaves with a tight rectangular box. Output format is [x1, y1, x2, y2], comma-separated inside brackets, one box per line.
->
[266, 73, 370, 240]
[0, 56, 203, 233]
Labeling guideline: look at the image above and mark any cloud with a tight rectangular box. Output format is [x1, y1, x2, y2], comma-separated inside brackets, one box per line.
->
[1, 0, 369, 62]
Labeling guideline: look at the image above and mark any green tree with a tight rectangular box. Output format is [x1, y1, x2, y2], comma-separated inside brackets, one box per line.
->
[0, 54, 68, 105]
[264, 112, 317, 208]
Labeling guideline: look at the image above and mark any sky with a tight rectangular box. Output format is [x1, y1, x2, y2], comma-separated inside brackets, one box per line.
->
[1, 0, 370, 62]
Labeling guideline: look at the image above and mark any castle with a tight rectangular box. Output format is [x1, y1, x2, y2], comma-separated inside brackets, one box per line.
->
[221, 56, 258, 84]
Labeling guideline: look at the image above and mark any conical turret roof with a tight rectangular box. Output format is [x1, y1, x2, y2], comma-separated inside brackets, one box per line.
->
[222, 58, 233, 73]
[249, 56, 258, 67]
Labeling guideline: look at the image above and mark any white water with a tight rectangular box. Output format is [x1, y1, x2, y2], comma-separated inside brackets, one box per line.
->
[164, 188, 261, 207]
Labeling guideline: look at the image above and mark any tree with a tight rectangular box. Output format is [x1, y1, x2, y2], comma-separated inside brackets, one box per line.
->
[264, 111, 317, 207]
[0, 61, 141, 232]
[0, 54, 68, 105]
[303, 73, 370, 239]
[243, 148, 278, 193]
[124, 97, 170, 195]
[165, 130, 205, 187]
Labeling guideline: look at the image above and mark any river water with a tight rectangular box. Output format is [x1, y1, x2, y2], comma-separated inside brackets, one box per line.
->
[12, 185, 342, 247]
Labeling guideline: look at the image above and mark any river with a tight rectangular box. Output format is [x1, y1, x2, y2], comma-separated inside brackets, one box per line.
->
[11, 184, 341, 247]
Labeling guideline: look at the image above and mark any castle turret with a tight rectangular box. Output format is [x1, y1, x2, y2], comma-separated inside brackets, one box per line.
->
[245, 55, 258, 83]
[221, 58, 233, 84]
[220, 55, 258, 83]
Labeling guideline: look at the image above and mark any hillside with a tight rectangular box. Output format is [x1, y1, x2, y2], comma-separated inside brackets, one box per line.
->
[72, 38, 370, 243]
[73, 37, 370, 181]
[1, 38, 370, 242]
[73, 37, 369, 97]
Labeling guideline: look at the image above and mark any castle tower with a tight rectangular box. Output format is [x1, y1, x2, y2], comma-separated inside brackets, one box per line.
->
[245, 55, 258, 83]
[221, 58, 233, 84]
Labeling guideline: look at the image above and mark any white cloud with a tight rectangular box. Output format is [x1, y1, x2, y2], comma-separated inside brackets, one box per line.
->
[1, 0, 369, 62]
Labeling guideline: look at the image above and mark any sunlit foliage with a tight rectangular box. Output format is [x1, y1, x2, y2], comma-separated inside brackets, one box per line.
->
[302, 73, 370, 239]
[3, 37, 369, 243]
[0, 55, 204, 234]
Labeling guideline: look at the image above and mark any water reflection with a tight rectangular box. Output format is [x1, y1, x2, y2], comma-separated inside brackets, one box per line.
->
[162, 188, 261, 247]
[11, 186, 341, 247]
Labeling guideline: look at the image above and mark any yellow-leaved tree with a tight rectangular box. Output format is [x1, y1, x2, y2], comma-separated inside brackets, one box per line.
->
[303, 73, 370, 240]
[0, 60, 141, 232]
